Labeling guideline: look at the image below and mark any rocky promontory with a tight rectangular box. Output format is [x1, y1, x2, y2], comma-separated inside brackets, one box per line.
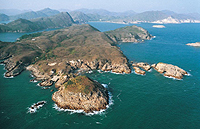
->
[52, 76, 109, 113]
[105, 25, 153, 43]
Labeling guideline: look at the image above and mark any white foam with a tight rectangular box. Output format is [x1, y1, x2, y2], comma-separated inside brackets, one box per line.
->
[86, 70, 93, 74]
[0, 63, 5, 66]
[133, 71, 146, 76]
[164, 75, 182, 81]
[97, 70, 102, 73]
[53, 83, 114, 116]
[102, 84, 108, 88]
[185, 72, 192, 76]
[3, 73, 14, 78]
[27, 101, 47, 114]
[148, 68, 152, 72]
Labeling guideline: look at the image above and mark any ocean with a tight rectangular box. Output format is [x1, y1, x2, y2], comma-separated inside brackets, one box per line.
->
[0, 22, 200, 129]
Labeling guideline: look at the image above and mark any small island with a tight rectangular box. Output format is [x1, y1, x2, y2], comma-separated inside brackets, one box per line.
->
[152, 25, 166, 28]
[186, 42, 200, 47]
[132, 62, 188, 79]
[52, 76, 109, 113]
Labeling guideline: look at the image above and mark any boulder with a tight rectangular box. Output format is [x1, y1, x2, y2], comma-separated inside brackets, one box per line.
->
[133, 67, 145, 75]
[133, 62, 151, 71]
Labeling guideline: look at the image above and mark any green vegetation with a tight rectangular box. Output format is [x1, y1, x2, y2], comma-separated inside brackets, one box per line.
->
[19, 32, 42, 40]
[64, 76, 98, 94]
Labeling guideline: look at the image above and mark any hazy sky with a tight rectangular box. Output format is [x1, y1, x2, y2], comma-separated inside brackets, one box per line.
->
[0, 0, 200, 13]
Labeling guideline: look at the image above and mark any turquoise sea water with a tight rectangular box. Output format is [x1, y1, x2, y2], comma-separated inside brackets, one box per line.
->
[0, 22, 200, 129]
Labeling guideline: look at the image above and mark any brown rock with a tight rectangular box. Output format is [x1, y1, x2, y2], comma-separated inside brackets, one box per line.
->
[154, 63, 187, 79]
[151, 64, 156, 68]
[55, 75, 68, 88]
[133, 62, 151, 71]
[39, 80, 53, 86]
[133, 67, 145, 75]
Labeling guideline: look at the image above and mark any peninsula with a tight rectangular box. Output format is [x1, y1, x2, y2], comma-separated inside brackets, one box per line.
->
[0, 24, 152, 113]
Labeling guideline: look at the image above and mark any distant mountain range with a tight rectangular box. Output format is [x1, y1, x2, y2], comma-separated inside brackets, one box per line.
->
[0, 12, 74, 32]
[1, 8, 200, 33]
[0, 8, 60, 21]
[71, 9, 200, 23]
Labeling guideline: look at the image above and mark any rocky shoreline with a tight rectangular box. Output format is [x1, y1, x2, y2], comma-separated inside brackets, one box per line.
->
[25, 59, 131, 87]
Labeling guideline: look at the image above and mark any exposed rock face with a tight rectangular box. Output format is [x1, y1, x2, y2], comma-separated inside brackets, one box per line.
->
[186, 42, 200, 47]
[52, 76, 109, 113]
[133, 67, 145, 75]
[2, 58, 25, 77]
[132, 62, 151, 71]
[39, 80, 53, 87]
[26, 65, 51, 80]
[102, 63, 131, 74]
[154, 63, 188, 79]
[55, 75, 68, 88]
[26, 59, 131, 87]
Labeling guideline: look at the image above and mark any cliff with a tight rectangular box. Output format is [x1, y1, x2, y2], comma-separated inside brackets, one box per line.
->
[52, 76, 108, 113]
[105, 25, 153, 43]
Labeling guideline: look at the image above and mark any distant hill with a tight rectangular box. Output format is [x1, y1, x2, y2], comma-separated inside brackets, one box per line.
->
[0, 9, 30, 16]
[75, 8, 136, 16]
[74, 9, 200, 23]
[131, 11, 169, 22]
[0, 12, 74, 32]
[9, 8, 60, 21]
[69, 11, 92, 23]
[0, 14, 9, 21]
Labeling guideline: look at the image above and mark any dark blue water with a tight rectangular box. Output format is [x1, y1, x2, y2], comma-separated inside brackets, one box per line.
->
[0, 22, 200, 129]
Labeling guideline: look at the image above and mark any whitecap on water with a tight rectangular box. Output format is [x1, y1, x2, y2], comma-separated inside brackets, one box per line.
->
[133, 71, 146, 76]
[27, 101, 47, 114]
[164, 75, 182, 81]
[3, 73, 14, 78]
